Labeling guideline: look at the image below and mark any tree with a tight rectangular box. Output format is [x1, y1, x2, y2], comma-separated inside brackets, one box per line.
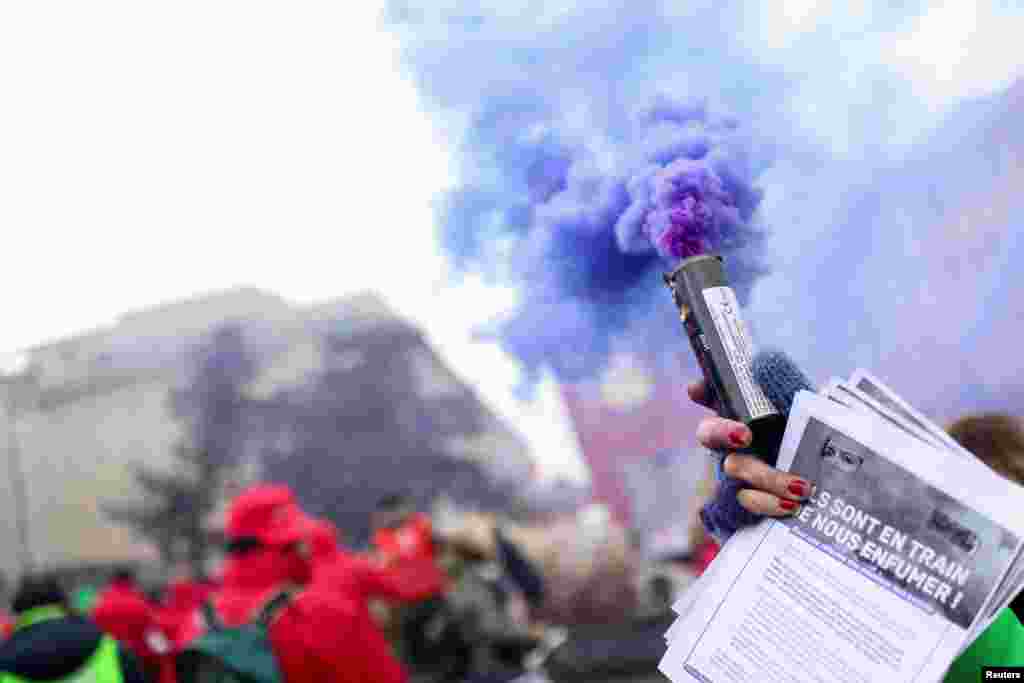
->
[105, 323, 256, 574]
[104, 443, 221, 572]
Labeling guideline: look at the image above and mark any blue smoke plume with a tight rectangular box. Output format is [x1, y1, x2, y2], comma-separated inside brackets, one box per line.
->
[386, 1, 1024, 415]
[489, 96, 775, 387]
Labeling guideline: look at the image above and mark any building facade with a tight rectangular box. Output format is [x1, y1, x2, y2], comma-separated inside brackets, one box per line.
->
[0, 288, 535, 580]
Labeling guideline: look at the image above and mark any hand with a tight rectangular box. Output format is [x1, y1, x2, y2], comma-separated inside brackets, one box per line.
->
[688, 379, 813, 522]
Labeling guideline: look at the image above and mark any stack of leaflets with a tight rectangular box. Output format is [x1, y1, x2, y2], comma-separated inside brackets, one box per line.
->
[660, 371, 1024, 683]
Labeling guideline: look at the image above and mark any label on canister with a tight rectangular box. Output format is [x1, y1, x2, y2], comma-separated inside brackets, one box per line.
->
[702, 286, 776, 420]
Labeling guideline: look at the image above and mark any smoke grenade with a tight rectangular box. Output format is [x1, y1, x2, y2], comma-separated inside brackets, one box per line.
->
[664, 254, 786, 461]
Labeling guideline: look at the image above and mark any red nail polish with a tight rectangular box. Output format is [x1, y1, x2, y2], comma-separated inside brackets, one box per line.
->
[788, 481, 807, 497]
[779, 500, 797, 511]
[729, 428, 749, 447]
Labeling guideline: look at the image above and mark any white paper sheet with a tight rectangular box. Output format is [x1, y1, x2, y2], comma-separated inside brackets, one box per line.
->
[840, 371, 1024, 637]
[660, 392, 1024, 683]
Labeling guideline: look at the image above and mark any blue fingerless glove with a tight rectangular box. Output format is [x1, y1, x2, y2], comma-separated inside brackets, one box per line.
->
[700, 477, 765, 543]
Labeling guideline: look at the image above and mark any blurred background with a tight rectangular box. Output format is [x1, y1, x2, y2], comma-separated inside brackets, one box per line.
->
[1, 1, 1022, 681]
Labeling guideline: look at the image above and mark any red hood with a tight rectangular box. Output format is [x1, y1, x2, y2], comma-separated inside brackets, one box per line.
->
[214, 550, 311, 628]
[166, 580, 205, 611]
[309, 519, 340, 566]
[372, 513, 435, 564]
[220, 548, 310, 590]
[95, 583, 152, 622]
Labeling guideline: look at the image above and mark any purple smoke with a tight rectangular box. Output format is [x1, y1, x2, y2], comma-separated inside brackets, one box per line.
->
[615, 97, 764, 264]
[390, 1, 1024, 404]
[625, 159, 738, 261]
[462, 95, 769, 387]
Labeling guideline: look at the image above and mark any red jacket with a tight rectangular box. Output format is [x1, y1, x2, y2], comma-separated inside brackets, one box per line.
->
[210, 551, 404, 683]
[165, 581, 206, 645]
[92, 580, 158, 659]
[372, 513, 436, 565]
[145, 630, 179, 683]
[315, 549, 444, 605]
[0, 611, 13, 641]
[146, 579, 209, 683]
[93, 579, 170, 681]
[312, 549, 445, 683]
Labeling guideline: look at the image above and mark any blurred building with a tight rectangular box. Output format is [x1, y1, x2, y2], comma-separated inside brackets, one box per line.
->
[0, 288, 535, 580]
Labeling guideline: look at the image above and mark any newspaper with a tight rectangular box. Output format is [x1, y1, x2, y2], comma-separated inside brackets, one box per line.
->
[660, 390, 1024, 683]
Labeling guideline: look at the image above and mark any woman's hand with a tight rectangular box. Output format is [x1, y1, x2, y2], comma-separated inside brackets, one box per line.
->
[688, 379, 813, 521]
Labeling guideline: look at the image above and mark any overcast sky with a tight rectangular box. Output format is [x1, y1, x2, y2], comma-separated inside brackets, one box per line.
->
[1, 0, 1021, 484]
[0, 0, 591, 482]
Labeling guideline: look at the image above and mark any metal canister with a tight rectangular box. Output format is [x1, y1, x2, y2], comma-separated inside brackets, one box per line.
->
[664, 254, 786, 461]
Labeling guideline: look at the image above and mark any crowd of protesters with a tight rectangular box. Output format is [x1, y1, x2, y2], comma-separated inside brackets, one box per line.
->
[0, 441, 839, 683]
[4, 395, 1017, 682]
[0, 484, 580, 682]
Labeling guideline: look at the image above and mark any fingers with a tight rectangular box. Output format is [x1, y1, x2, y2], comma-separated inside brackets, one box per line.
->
[693, 389, 815, 522]
[735, 489, 801, 517]
[722, 453, 813, 506]
[696, 416, 752, 451]
[687, 380, 714, 409]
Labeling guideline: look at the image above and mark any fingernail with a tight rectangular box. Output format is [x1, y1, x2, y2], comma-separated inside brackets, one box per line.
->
[729, 428, 750, 447]
[779, 500, 798, 511]
[788, 481, 808, 498]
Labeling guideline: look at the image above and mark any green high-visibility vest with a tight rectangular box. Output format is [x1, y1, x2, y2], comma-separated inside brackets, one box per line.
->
[0, 605, 123, 683]
[73, 587, 99, 615]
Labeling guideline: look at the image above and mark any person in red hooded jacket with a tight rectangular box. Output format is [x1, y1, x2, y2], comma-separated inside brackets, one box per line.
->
[371, 494, 437, 567]
[308, 518, 445, 682]
[370, 495, 458, 671]
[147, 575, 208, 683]
[207, 484, 408, 682]
[92, 568, 166, 679]
[311, 518, 443, 603]
[160, 577, 205, 650]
